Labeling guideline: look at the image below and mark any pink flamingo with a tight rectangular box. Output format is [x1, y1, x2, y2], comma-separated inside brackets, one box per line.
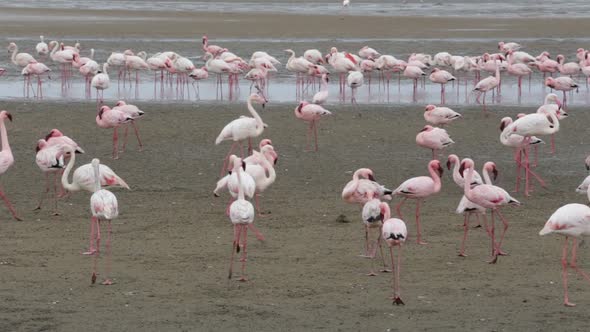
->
[423, 104, 461, 126]
[216, 91, 268, 176]
[107, 50, 134, 86]
[474, 61, 500, 110]
[189, 66, 209, 99]
[96, 106, 133, 159]
[204, 52, 231, 97]
[429, 68, 455, 104]
[89, 158, 119, 286]
[537, 93, 567, 153]
[303, 49, 324, 64]
[498, 41, 521, 52]
[403, 65, 426, 99]
[545, 77, 578, 107]
[533, 52, 558, 78]
[0, 68, 5, 77]
[21, 62, 51, 98]
[360, 192, 391, 276]
[460, 158, 520, 263]
[202, 35, 226, 58]
[147, 55, 172, 95]
[415, 125, 454, 160]
[381, 202, 407, 305]
[112, 101, 145, 153]
[294, 101, 332, 152]
[556, 55, 581, 77]
[79, 59, 100, 98]
[342, 168, 393, 205]
[124, 51, 149, 89]
[347, 71, 363, 104]
[7, 42, 36, 67]
[36, 36, 49, 56]
[507, 50, 532, 96]
[539, 200, 590, 307]
[49, 41, 76, 90]
[358, 46, 380, 60]
[227, 155, 256, 282]
[393, 160, 443, 245]
[91, 64, 110, 109]
[286, 49, 316, 97]
[326, 48, 358, 95]
[35, 139, 64, 215]
[0, 111, 21, 221]
[312, 73, 329, 105]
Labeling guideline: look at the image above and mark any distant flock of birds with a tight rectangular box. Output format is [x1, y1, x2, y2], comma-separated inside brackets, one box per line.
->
[1, 36, 590, 307]
[1, 37, 586, 108]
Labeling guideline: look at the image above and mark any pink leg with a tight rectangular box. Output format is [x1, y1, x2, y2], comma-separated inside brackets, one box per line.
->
[35, 173, 50, 210]
[239, 224, 248, 281]
[415, 200, 427, 245]
[458, 214, 469, 257]
[0, 186, 22, 221]
[83, 217, 97, 255]
[248, 223, 265, 242]
[228, 224, 241, 281]
[313, 121, 319, 152]
[550, 134, 556, 154]
[494, 209, 510, 257]
[112, 127, 119, 159]
[377, 231, 391, 273]
[395, 198, 407, 219]
[569, 238, 590, 283]
[101, 220, 113, 285]
[562, 237, 575, 306]
[389, 245, 404, 305]
[121, 125, 130, 153]
[92, 219, 102, 284]
[488, 211, 498, 264]
[132, 122, 143, 151]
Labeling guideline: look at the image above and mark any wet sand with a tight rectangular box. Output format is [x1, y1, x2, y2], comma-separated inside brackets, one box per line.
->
[3, 7, 590, 39]
[0, 100, 588, 331]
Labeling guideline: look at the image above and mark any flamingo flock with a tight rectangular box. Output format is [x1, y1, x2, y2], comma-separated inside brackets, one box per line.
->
[3, 36, 590, 308]
[4, 37, 590, 109]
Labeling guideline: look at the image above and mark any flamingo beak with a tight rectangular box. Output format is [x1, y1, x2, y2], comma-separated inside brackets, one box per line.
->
[6, 112, 12, 122]
[459, 162, 466, 177]
[492, 167, 498, 181]
[437, 165, 444, 177]
[446, 159, 452, 170]
[368, 174, 376, 181]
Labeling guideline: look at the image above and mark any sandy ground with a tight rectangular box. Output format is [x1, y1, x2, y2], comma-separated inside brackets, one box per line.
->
[0, 100, 588, 331]
[3, 7, 590, 39]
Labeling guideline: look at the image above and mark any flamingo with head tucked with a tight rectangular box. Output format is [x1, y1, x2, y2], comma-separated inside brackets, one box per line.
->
[342, 168, 393, 205]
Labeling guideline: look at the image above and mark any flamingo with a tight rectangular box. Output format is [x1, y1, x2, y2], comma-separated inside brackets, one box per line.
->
[112, 101, 145, 153]
[285, 49, 315, 96]
[89, 158, 119, 286]
[507, 50, 532, 96]
[21, 62, 51, 98]
[79, 56, 100, 97]
[91, 64, 110, 109]
[72, 48, 94, 69]
[381, 202, 407, 305]
[403, 65, 426, 98]
[360, 192, 391, 276]
[216, 91, 268, 176]
[294, 101, 332, 152]
[342, 168, 393, 205]
[460, 158, 520, 263]
[539, 193, 590, 307]
[423, 104, 461, 126]
[147, 55, 172, 94]
[189, 66, 208, 99]
[35, 139, 65, 215]
[537, 93, 567, 153]
[393, 160, 444, 245]
[49, 41, 76, 89]
[474, 61, 500, 109]
[202, 35, 226, 58]
[312, 73, 329, 105]
[107, 50, 133, 85]
[429, 68, 455, 104]
[125, 51, 149, 88]
[304, 49, 324, 64]
[358, 46, 380, 60]
[347, 71, 363, 104]
[7, 42, 36, 67]
[533, 52, 559, 78]
[36, 36, 49, 56]
[343, 0, 350, 7]
[0, 111, 21, 221]
[204, 52, 231, 97]
[433, 52, 452, 67]
[556, 55, 581, 77]
[545, 77, 578, 107]
[96, 106, 133, 159]
[498, 41, 521, 52]
[415, 125, 454, 160]
[227, 155, 255, 282]
[326, 48, 357, 94]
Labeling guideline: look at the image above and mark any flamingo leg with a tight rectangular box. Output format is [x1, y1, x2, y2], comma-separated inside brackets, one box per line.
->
[92, 219, 102, 284]
[488, 210, 498, 264]
[35, 173, 50, 210]
[220, 142, 239, 177]
[395, 197, 407, 219]
[83, 217, 98, 255]
[101, 220, 113, 285]
[313, 121, 319, 152]
[112, 127, 120, 159]
[415, 200, 427, 245]
[569, 238, 590, 283]
[377, 231, 391, 273]
[494, 209, 510, 257]
[239, 224, 249, 281]
[0, 185, 22, 221]
[458, 213, 469, 257]
[228, 224, 240, 282]
[389, 245, 404, 305]
[121, 125, 130, 153]
[132, 122, 143, 151]
[562, 237, 575, 307]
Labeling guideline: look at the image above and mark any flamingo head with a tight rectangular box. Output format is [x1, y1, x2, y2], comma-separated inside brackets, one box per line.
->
[544, 77, 555, 88]
[499, 117, 512, 131]
[123, 49, 134, 56]
[556, 54, 564, 63]
[446, 154, 459, 170]
[420, 125, 434, 132]
[378, 202, 390, 223]
[430, 68, 440, 73]
[483, 162, 498, 181]
[228, 155, 246, 174]
[252, 86, 268, 107]
[35, 139, 47, 152]
[0, 68, 5, 77]
[458, 158, 475, 177]
[424, 104, 436, 112]
[98, 106, 110, 119]
[498, 42, 504, 50]
[115, 100, 127, 107]
[354, 168, 375, 181]
[202, 35, 208, 44]
[0, 111, 12, 122]
[45, 128, 64, 141]
[259, 138, 272, 148]
[429, 160, 444, 178]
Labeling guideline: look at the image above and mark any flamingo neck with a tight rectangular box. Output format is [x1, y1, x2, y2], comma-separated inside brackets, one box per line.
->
[61, 152, 79, 192]
[236, 168, 245, 201]
[103, 63, 108, 75]
[247, 96, 263, 134]
[382, 203, 391, 220]
[482, 168, 492, 185]
[495, 63, 500, 82]
[10, 47, 17, 64]
[428, 165, 442, 193]
[0, 119, 10, 153]
[93, 162, 101, 192]
[90, 49, 95, 60]
[50, 42, 59, 57]
[463, 166, 474, 199]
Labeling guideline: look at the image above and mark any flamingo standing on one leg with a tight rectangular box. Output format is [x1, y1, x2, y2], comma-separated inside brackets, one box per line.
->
[96, 106, 133, 159]
[0, 111, 21, 221]
[34, 140, 65, 215]
[460, 158, 520, 263]
[89, 158, 119, 286]
[429, 68, 455, 104]
[381, 202, 407, 305]
[539, 193, 590, 307]
[215, 91, 268, 176]
[545, 76, 578, 108]
[189, 66, 208, 99]
[294, 101, 332, 152]
[227, 155, 255, 282]
[393, 160, 443, 245]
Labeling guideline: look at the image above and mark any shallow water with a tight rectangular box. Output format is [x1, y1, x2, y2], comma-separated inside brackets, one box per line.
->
[1, 0, 588, 18]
